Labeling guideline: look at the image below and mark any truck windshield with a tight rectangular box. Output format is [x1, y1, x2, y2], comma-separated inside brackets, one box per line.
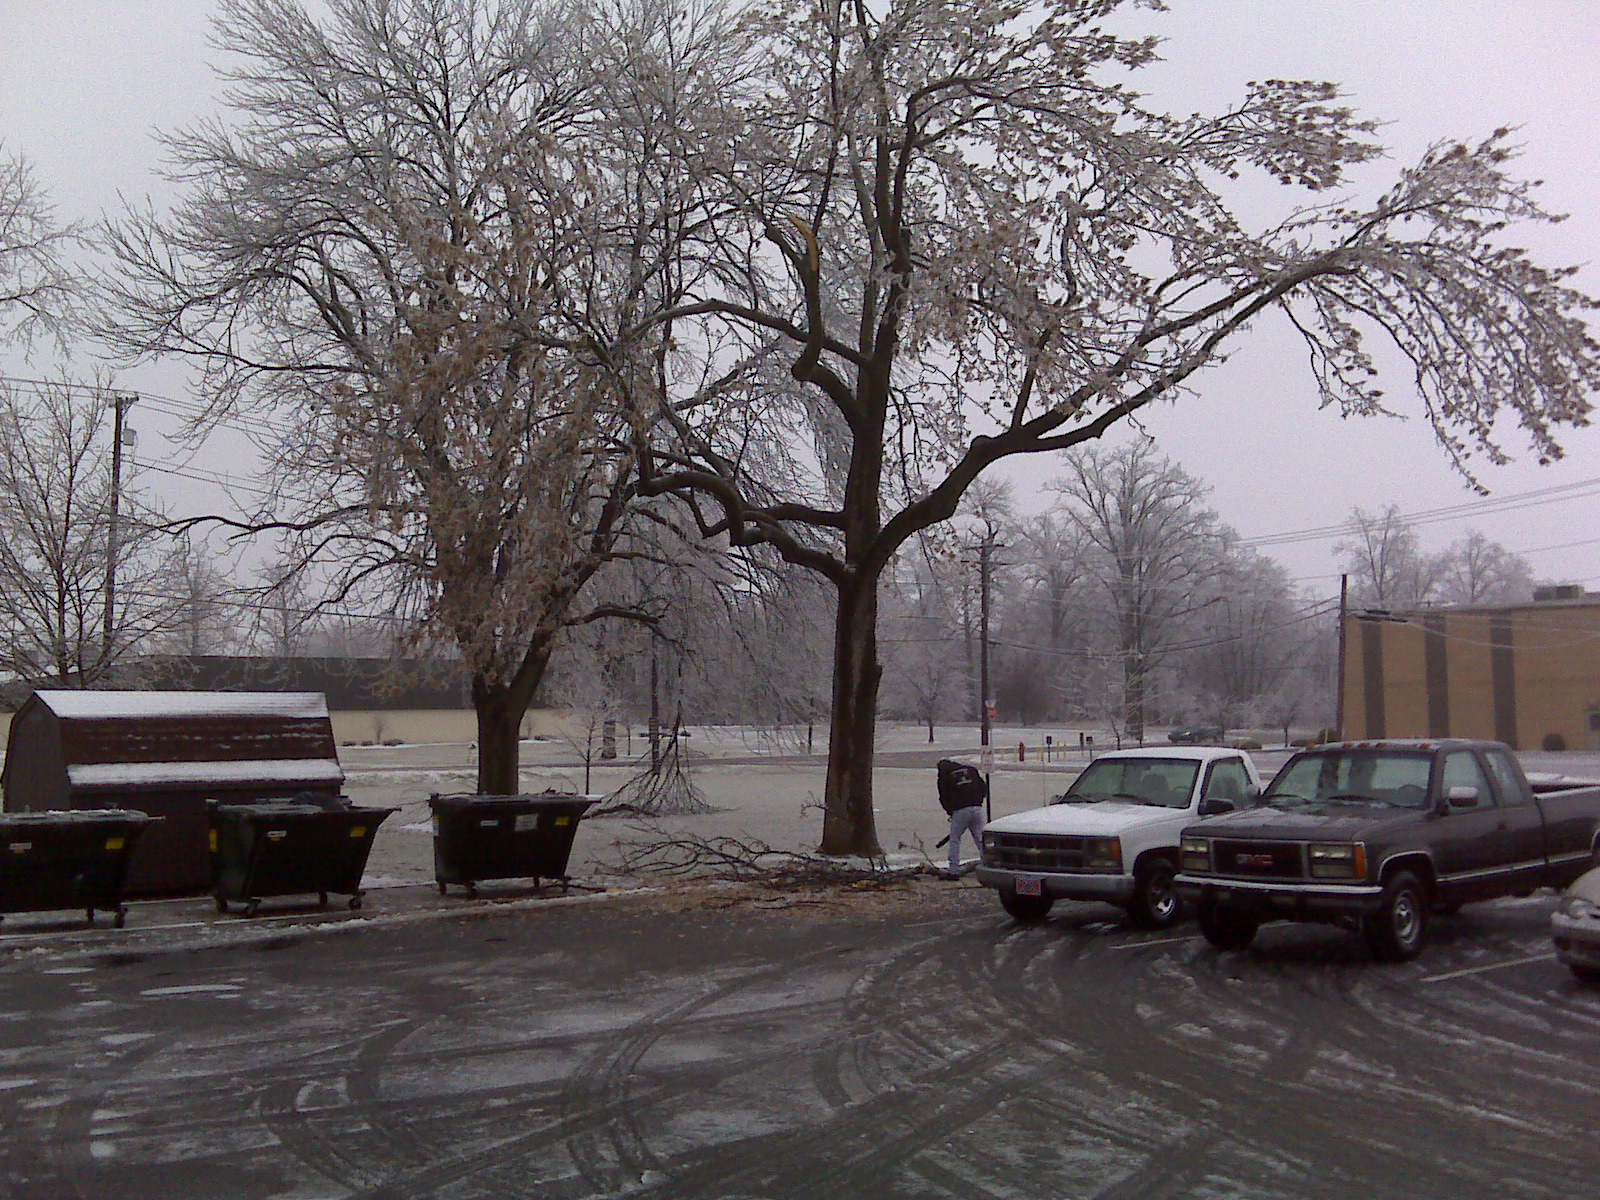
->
[1060, 759, 1201, 809]
[1266, 750, 1433, 809]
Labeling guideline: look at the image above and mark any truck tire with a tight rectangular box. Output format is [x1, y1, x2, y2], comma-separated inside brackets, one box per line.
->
[1366, 871, 1428, 963]
[1198, 902, 1258, 951]
[1128, 859, 1183, 930]
[1000, 890, 1054, 922]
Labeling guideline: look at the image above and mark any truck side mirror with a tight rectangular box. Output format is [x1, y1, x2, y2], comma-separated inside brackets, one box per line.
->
[1446, 785, 1479, 809]
[1198, 797, 1236, 817]
[1245, 784, 1261, 802]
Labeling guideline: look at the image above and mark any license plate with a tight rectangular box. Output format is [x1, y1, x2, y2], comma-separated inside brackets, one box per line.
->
[1014, 875, 1043, 896]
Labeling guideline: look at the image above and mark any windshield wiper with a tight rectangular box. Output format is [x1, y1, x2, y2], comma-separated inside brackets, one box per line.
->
[1324, 792, 1390, 806]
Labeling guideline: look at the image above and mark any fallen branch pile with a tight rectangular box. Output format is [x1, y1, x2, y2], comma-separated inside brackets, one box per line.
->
[612, 829, 927, 890]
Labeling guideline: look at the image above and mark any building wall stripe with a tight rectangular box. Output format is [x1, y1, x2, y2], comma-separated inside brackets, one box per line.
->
[1361, 619, 1386, 739]
[1490, 614, 1517, 748]
[1424, 615, 1450, 738]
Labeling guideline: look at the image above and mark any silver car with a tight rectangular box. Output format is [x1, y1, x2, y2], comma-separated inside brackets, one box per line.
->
[1552, 866, 1600, 983]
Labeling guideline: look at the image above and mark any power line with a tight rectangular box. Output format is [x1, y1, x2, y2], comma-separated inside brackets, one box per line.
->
[1241, 476, 1600, 549]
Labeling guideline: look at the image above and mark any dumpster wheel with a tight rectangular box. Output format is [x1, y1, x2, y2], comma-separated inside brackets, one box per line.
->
[215, 895, 229, 914]
[113, 907, 126, 929]
[348, 893, 363, 911]
[244, 899, 261, 918]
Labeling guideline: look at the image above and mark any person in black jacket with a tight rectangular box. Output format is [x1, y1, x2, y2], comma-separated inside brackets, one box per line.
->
[937, 758, 988, 877]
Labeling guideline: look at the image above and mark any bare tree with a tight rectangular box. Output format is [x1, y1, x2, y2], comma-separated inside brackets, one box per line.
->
[0, 380, 176, 684]
[635, 0, 1600, 853]
[1437, 529, 1534, 606]
[150, 535, 239, 660]
[0, 146, 77, 344]
[1337, 505, 1445, 608]
[103, 0, 716, 793]
[1054, 443, 1226, 741]
[880, 545, 965, 741]
[1176, 544, 1305, 733]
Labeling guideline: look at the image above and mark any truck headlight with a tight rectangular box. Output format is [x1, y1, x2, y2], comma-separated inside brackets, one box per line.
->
[1308, 842, 1367, 880]
[1180, 836, 1212, 873]
[1084, 837, 1121, 871]
[981, 832, 995, 850]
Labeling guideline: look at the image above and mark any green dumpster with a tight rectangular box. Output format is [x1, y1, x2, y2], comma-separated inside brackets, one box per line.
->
[0, 810, 156, 928]
[427, 792, 596, 897]
[208, 798, 396, 916]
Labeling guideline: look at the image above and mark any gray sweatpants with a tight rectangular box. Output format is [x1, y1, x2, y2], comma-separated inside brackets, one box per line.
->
[948, 805, 986, 873]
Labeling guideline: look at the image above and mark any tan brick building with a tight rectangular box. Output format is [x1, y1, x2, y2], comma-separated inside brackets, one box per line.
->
[1341, 590, 1600, 751]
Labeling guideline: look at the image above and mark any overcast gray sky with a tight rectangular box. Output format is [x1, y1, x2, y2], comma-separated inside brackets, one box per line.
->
[2, 0, 1598, 599]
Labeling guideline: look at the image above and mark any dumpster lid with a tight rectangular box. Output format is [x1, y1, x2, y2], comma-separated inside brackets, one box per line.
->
[209, 800, 397, 817]
[428, 791, 595, 809]
[0, 809, 154, 825]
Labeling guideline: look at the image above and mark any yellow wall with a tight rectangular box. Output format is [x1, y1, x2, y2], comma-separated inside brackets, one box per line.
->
[1512, 607, 1600, 750]
[1445, 613, 1498, 741]
[1344, 604, 1600, 750]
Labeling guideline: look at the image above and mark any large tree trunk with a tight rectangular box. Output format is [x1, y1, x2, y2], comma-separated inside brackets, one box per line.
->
[471, 641, 552, 795]
[820, 574, 884, 856]
[474, 684, 524, 794]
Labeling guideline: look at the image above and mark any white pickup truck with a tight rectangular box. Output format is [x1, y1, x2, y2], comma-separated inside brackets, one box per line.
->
[976, 746, 1264, 928]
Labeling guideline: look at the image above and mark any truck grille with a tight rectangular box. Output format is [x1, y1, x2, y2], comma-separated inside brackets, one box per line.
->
[985, 833, 1110, 873]
[1213, 840, 1305, 880]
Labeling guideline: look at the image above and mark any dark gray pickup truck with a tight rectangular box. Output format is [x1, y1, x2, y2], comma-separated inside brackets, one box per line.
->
[1175, 739, 1600, 961]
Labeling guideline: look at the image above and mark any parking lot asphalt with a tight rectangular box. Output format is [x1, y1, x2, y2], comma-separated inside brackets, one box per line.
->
[0, 879, 1595, 1200]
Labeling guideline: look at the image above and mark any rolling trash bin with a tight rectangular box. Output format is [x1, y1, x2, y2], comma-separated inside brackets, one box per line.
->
[0, 810, 156, 928]
[208, 796, 397, 917]
[428, 792, 597, 897]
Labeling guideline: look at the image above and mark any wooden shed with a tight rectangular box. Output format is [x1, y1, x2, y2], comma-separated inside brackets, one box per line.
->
[2, 691, 345, 894]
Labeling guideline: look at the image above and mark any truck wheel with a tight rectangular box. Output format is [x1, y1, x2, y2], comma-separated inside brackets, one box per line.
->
[1198, 903, 1258, 951]
[1366, 871, 1428, 963]
[1000, 890, 1054, 922]
[1129, 859, 1183, 930]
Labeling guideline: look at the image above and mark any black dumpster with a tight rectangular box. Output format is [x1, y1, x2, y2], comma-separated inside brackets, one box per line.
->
[208, 798, 396, 916]
[428, 792, 596, 897]
[0, 810, 156, 928]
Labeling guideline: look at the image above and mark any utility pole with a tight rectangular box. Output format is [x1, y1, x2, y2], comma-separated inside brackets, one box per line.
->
[979, 538, 993, 751]
[103, 394, 136, 662]
[1335, 574, 1348, 741]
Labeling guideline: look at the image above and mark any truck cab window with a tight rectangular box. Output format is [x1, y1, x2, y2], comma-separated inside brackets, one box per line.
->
[1442, 751, 1495, 811]
[1484, 749, 1534, 807]
[1204, 759, 1251, 806]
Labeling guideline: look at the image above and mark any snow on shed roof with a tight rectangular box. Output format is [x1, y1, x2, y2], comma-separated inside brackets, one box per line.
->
[33, 690, 331, 721]
[67, 758, 345, 791]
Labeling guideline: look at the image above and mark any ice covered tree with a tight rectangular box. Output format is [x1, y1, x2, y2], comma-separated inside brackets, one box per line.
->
[0, 146, 77, 344]
[1437, 529, 1534, 606]
[634, 0, 1599, 853]
[1053, 442, 1227, 740]
[0, 380, 176, 685]
[103, 0, 719, 792]
[1337, 504, 1444, 608]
